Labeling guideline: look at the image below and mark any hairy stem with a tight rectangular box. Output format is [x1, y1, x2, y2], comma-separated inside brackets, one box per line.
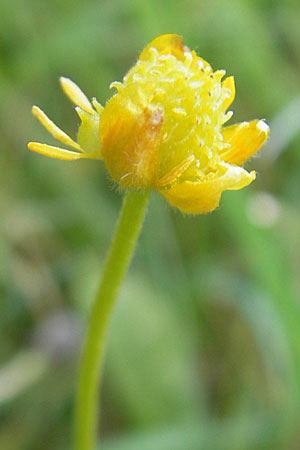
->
[75, 189, 150, 450]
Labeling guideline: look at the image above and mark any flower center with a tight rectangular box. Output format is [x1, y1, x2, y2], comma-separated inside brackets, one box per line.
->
[123, 46, 230, 183]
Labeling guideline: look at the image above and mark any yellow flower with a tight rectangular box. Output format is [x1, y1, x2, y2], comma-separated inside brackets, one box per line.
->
[28, 34, 270, 214]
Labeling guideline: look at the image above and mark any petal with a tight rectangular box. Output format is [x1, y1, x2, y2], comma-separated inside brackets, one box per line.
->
[59, 77, 96, 115]
[28, 142, 82, 160]
[221, 119, 270, 166]
[159, 163, 255, 214]
[32, 106, 82, 150]
[139, 34, 185, 61]
[222, 76, 235, 110]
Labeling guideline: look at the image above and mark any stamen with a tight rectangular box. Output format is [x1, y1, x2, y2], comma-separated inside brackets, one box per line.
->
[32, 106, 82, 150]
[173, 107, 187, 116]
[109, 81, 124, 92]
[158, 155, 195, 187]
[60, 77, 95, 115]
[222, 110, 233, 124]
[214, 70, 226, 82]
[92, 98, 104, 114]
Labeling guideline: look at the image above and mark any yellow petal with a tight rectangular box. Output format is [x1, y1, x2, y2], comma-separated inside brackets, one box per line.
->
[159, 163, 255, 214]
[32, 106, 81, 150]
[221, 119, 270, 166]
[27, 142, 82, 160]
[59, 77, 95, 115]
[139, 34, 185, 61]
[222, 76, 235, 110]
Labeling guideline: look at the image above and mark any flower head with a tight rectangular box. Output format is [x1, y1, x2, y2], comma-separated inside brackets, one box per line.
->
[28, 34, 270, 214]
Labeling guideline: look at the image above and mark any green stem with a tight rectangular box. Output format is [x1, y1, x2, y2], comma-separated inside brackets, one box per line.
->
[75, 189, 150, 450]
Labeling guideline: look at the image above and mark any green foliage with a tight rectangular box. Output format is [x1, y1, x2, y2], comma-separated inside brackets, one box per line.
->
[1, 0, 300, 449]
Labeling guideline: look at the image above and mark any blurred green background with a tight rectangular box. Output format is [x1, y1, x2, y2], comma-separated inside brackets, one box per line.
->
[1, 0, 300, 449]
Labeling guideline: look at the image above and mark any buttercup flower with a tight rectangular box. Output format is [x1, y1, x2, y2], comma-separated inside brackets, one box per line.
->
[28, 34, 270, 214]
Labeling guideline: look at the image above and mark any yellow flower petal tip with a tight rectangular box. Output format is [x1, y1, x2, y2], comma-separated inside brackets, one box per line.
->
[221, 119, 270, 166]
[59, 77, 95, 115]
[28, 142, 82, 160]
[29, 34, 270, 214]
